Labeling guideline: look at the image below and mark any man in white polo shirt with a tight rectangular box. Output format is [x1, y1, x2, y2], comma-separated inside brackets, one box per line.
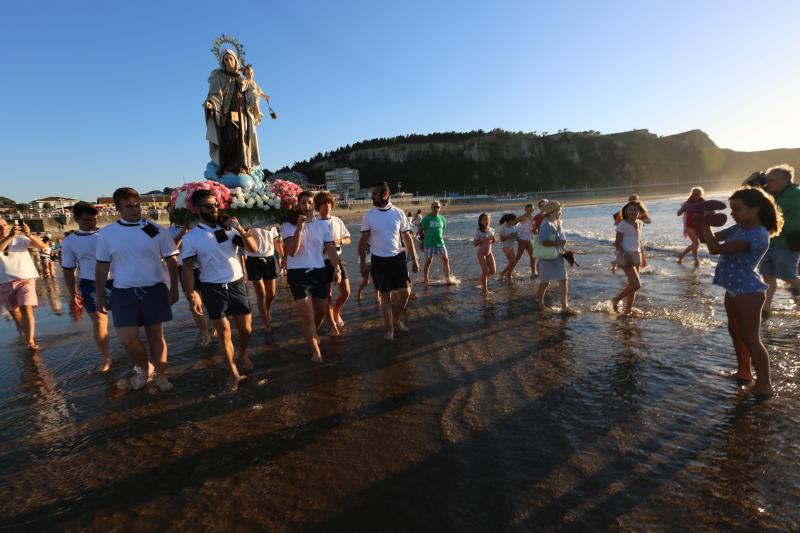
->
[358, 182, 419, 341]
[182, 189, 258, 391]
[281, 190, 341, 363]
[0, 217, 48, 350]
[61, 201, 114, 372]
[95, 187, 180, 391]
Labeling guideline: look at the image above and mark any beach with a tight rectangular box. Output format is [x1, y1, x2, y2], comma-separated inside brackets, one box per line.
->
[1, 197, 799, 531]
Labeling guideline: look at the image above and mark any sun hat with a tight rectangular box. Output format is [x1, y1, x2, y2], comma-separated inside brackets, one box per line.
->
[542, 200, 563, 215]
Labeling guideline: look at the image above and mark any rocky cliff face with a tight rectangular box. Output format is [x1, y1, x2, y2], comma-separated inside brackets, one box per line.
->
[293, 129, 800, 193]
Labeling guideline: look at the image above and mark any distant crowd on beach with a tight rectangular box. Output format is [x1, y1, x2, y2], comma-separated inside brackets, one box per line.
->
[1, 164, 798, 398]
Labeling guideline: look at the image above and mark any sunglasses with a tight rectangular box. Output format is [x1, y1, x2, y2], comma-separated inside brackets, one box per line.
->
[432, 205, 441, 209]
[200, 203, 219, 210]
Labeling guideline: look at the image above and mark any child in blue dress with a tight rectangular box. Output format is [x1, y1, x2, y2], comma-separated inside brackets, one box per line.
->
[700, 187, 783, 398]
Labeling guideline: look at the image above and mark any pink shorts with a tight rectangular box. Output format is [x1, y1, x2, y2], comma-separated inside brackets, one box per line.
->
[0, 279, 38, 310]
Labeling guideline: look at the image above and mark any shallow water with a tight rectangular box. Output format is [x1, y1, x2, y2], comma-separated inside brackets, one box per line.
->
[1, 196, 799, 531]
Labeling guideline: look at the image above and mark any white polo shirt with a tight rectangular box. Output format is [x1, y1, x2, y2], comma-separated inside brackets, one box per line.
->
[62, 230, 113, 281]
[0, 235, 39, 283]
[96, 220, 179, 289]
[280, 219, 334, 270]
[360, 203, 412, 258]
[315, 215, 350, 255]
[181, 223, 244, 284]
[245, 226, 280, 258]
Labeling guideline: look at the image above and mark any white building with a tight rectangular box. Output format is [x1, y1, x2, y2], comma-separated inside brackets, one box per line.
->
[324, 167, 360, 199]
[30, 196, 81, 209]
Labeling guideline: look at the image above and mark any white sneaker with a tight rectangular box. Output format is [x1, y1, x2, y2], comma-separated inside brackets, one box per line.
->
[154, 373, 173, 391]
[128, 366, 148, 390]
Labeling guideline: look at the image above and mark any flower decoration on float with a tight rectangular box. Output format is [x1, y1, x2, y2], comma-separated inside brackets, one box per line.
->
[168, 178, 305, 226]
[168, 180, 232, 225]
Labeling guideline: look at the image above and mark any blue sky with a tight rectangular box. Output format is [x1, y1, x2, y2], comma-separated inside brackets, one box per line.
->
[3, 0, 798, 202]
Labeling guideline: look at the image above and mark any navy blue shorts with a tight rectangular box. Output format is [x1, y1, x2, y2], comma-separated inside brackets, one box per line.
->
[79, 278, 114, 314]
[199, 278, 251, 320]
[110, 283, 172, 328]
[287, 268, 330, 300]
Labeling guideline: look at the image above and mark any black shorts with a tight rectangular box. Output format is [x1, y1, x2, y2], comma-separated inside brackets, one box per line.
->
[199, 278, 251, 320]
[245, 256, 278, 281]
[371, 252, 410, 294]
[287, 268, 330, 300]
[178, 264, 202, 295]
[324, 258, 348, 283]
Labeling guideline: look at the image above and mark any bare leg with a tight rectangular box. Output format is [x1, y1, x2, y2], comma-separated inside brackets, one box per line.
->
[21, 305, 37, 349]
[731, 293, 772, 396]
[294, 297, 323, 362]
[334, 278, 350, 326]
[392, 287, 411, 332]
[500, 248, 517, 282]
[9, 307, 23, 336]
[442, 254, 453, 283]
[144, 323, 171, 390]
[478, 254, 490, 295]
[558, 279, 577, 314]
[612, 266, 641, 314]
[89, 311, 112, 372]
[233, 313, 253, 371]
[423, 256, 433, 283]
[537, 282, 550, 309]
[379, 290, 395, 340]
[724, 292, 753, 381]
[115, 326, 151, 389]
[211, 316, 241, 388]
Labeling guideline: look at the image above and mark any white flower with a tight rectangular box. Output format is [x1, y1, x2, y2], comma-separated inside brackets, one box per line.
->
[246, 198, 255, 208]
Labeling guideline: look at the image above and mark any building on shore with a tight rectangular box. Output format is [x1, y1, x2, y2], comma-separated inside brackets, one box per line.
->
[30, 197, 81, 209]
[324, 167, 360, 199]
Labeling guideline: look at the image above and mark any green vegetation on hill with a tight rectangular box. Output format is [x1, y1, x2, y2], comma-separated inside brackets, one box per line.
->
[290, 129, 800, 194]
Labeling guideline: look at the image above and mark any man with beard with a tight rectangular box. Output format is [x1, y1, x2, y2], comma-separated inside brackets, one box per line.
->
[359, 182, 419, 341]
[95, 188, 180, 391]
[281, 191, 341, 363]
[181, 190, 258, 391]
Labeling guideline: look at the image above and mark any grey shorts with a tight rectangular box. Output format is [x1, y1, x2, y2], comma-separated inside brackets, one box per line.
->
[537, 257, 567, 283]
[759, 247, 800, 280]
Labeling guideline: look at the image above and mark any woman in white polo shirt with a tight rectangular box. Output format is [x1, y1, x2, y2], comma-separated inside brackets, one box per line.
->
[245, 224, 283, 333]
[281, 191, 341, 363]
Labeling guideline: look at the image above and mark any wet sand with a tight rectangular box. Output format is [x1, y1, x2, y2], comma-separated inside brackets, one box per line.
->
[1, 198, 799, 531]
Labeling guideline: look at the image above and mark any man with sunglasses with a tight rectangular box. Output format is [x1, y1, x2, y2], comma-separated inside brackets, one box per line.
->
[0, 217, 48, 350]
[420, 201, 455, 285]
[61, 201, 114, 372]
[95, 187, 180, 392]
[181, 189, 258, 391]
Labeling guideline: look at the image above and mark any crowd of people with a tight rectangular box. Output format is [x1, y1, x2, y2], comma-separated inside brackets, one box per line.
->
[1, 164, 798, 398]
